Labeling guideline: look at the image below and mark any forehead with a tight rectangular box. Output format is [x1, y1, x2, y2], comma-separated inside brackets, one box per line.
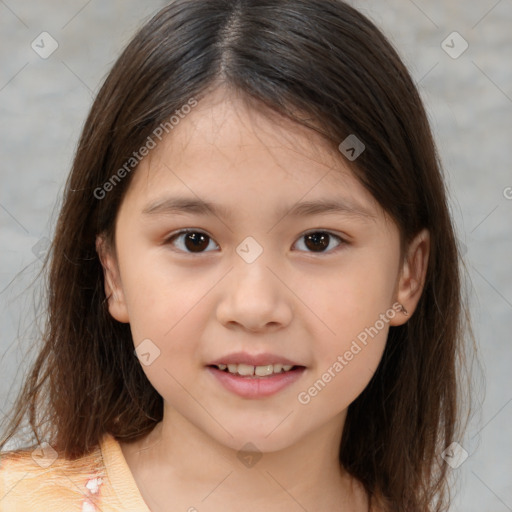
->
[122, 89, 382, 218]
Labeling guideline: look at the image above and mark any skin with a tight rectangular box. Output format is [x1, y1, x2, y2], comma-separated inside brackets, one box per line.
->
[96, 86, 429, 512]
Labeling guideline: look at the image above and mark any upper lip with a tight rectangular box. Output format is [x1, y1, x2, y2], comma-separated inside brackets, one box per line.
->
[208, 352, 303, 367]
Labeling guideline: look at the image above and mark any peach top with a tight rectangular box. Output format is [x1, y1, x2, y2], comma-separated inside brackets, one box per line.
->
[0, 433, 151, 511]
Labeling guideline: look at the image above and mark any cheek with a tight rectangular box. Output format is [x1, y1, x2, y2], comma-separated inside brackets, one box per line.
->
[298, 323, 388, 420]
[122, 266, 210, 406]
[299, 252, 396, 409]
[118, 243, 199, 334]
[116, 255, 210, 382]
[313, 253, 397, 340]
[318, 289, 387, 337]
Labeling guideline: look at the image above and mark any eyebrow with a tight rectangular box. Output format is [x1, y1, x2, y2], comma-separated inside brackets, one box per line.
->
[141, 195, 375, 221]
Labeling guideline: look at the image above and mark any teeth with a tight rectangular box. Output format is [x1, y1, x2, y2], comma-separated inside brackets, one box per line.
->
[237, 364, 254, 376]
[216, 363, 296, 376]
[255, 364, 273, 377]
[273, 363, 283, 373]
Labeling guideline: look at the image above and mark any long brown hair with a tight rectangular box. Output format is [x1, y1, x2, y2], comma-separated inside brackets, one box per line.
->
[1, 1, 473, 510]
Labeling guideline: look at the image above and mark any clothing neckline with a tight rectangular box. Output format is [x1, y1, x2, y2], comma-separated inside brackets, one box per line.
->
[99, 432, 152, 512]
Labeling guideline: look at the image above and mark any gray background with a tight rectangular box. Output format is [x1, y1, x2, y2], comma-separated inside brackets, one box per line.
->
[1, 1, 511, 510]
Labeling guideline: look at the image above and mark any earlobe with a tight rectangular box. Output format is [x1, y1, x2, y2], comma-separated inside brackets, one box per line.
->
[95, 235, 130, 323]
[389, 229, 430, 326]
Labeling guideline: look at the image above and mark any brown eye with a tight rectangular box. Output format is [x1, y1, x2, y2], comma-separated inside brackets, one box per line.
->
[295, 231, 344, 253]
[166, 230, 218, 253]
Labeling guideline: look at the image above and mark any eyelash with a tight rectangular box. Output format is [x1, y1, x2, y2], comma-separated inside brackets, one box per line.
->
[164, 229, 347, 255]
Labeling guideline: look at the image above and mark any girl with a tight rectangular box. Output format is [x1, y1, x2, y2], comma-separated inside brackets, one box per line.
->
[0, 1, 472, 511]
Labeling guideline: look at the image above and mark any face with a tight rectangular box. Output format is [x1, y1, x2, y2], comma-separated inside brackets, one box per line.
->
[97, 87, 428, 453]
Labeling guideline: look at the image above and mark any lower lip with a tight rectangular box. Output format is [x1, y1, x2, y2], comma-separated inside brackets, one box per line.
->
[206, 366, 306, 398]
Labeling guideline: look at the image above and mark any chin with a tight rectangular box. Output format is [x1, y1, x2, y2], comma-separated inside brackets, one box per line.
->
[205, 420, 303, 454]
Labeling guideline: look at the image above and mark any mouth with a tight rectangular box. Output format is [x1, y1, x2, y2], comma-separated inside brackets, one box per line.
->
[206, 353, 306, 398]
[208, 363, 304, 377]
[207, 362, 303, 377]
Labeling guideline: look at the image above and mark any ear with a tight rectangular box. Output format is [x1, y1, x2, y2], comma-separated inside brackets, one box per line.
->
[389, 228, 430, 326]
[95, 234, 130, 323]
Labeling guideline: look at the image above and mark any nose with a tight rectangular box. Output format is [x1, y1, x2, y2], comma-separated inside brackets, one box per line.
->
[215, 256, 293, 333]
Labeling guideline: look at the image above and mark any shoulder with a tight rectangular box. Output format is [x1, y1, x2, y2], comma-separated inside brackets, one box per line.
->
[0, 440, 105, 512]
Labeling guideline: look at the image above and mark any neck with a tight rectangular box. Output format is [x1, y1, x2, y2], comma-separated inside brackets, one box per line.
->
[120, 405, 368, 511]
